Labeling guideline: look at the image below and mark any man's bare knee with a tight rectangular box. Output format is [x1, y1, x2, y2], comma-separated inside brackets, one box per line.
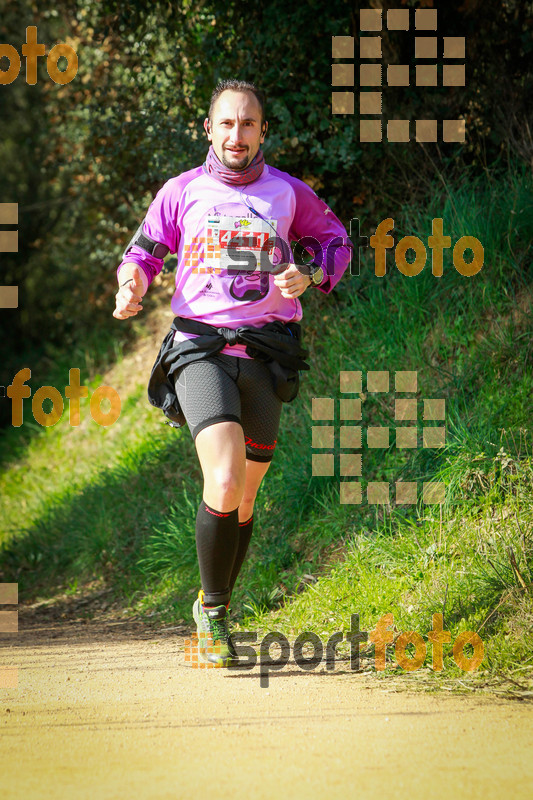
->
[195, 422, 247, 510]
[205, 470, 244, 509]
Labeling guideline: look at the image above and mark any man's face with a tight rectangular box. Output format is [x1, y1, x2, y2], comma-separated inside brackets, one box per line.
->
[204, 90, 267, 170]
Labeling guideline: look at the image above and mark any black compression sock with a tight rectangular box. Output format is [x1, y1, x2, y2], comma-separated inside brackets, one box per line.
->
[195, 499, 239, 606]
[229, 514, 254, 595]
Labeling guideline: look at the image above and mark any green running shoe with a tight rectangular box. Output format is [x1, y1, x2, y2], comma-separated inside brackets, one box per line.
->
[192, 590, 238, 667]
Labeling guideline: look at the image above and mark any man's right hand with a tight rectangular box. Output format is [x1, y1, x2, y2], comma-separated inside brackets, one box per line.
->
[113, 265, 148, 320]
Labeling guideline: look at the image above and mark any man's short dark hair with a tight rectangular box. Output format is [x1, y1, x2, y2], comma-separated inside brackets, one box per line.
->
[208, 79, 266, 128]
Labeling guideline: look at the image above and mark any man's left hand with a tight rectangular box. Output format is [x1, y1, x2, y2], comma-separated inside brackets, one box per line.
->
[273, 264, 312, 299]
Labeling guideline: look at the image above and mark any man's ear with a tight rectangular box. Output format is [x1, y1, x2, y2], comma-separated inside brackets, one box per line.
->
[204, 118, 212, 140]
[260, 120, 268, 141]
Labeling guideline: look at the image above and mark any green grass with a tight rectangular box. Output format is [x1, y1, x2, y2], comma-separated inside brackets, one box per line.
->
[244, 441, 532, 678]
[1, 161, 532, 693]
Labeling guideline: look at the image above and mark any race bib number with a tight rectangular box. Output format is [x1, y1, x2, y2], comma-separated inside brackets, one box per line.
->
[204, 215, 277, 273]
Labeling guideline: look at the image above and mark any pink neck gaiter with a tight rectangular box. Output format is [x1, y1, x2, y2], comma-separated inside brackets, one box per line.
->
[202, 144, 265, 186]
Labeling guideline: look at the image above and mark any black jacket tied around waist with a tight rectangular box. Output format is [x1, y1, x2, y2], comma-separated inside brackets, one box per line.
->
[147, 316, 310, 428]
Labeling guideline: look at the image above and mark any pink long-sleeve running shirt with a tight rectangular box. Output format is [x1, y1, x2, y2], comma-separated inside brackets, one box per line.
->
[117, 160, 353, 358]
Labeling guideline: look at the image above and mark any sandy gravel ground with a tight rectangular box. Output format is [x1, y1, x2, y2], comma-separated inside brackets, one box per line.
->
[1, 609, 533, 800]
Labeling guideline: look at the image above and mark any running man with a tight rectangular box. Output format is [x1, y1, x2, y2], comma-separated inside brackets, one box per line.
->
[113, 79, 352, 666]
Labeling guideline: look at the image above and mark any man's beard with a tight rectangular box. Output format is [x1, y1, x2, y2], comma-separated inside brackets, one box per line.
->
[221, 148, 251, 170]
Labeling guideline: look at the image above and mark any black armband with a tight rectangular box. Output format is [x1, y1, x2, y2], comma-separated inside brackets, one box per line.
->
[123, 220, 170, 261]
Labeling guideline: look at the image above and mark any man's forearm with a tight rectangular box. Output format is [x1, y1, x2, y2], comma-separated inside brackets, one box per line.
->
[117, 261, 149, 295]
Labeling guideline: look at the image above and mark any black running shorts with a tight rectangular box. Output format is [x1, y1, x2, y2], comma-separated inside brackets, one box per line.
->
[174, 352, 283, 462]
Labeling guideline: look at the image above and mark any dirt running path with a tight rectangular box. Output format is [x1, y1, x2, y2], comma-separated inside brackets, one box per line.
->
[1, 614, 533, 800]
